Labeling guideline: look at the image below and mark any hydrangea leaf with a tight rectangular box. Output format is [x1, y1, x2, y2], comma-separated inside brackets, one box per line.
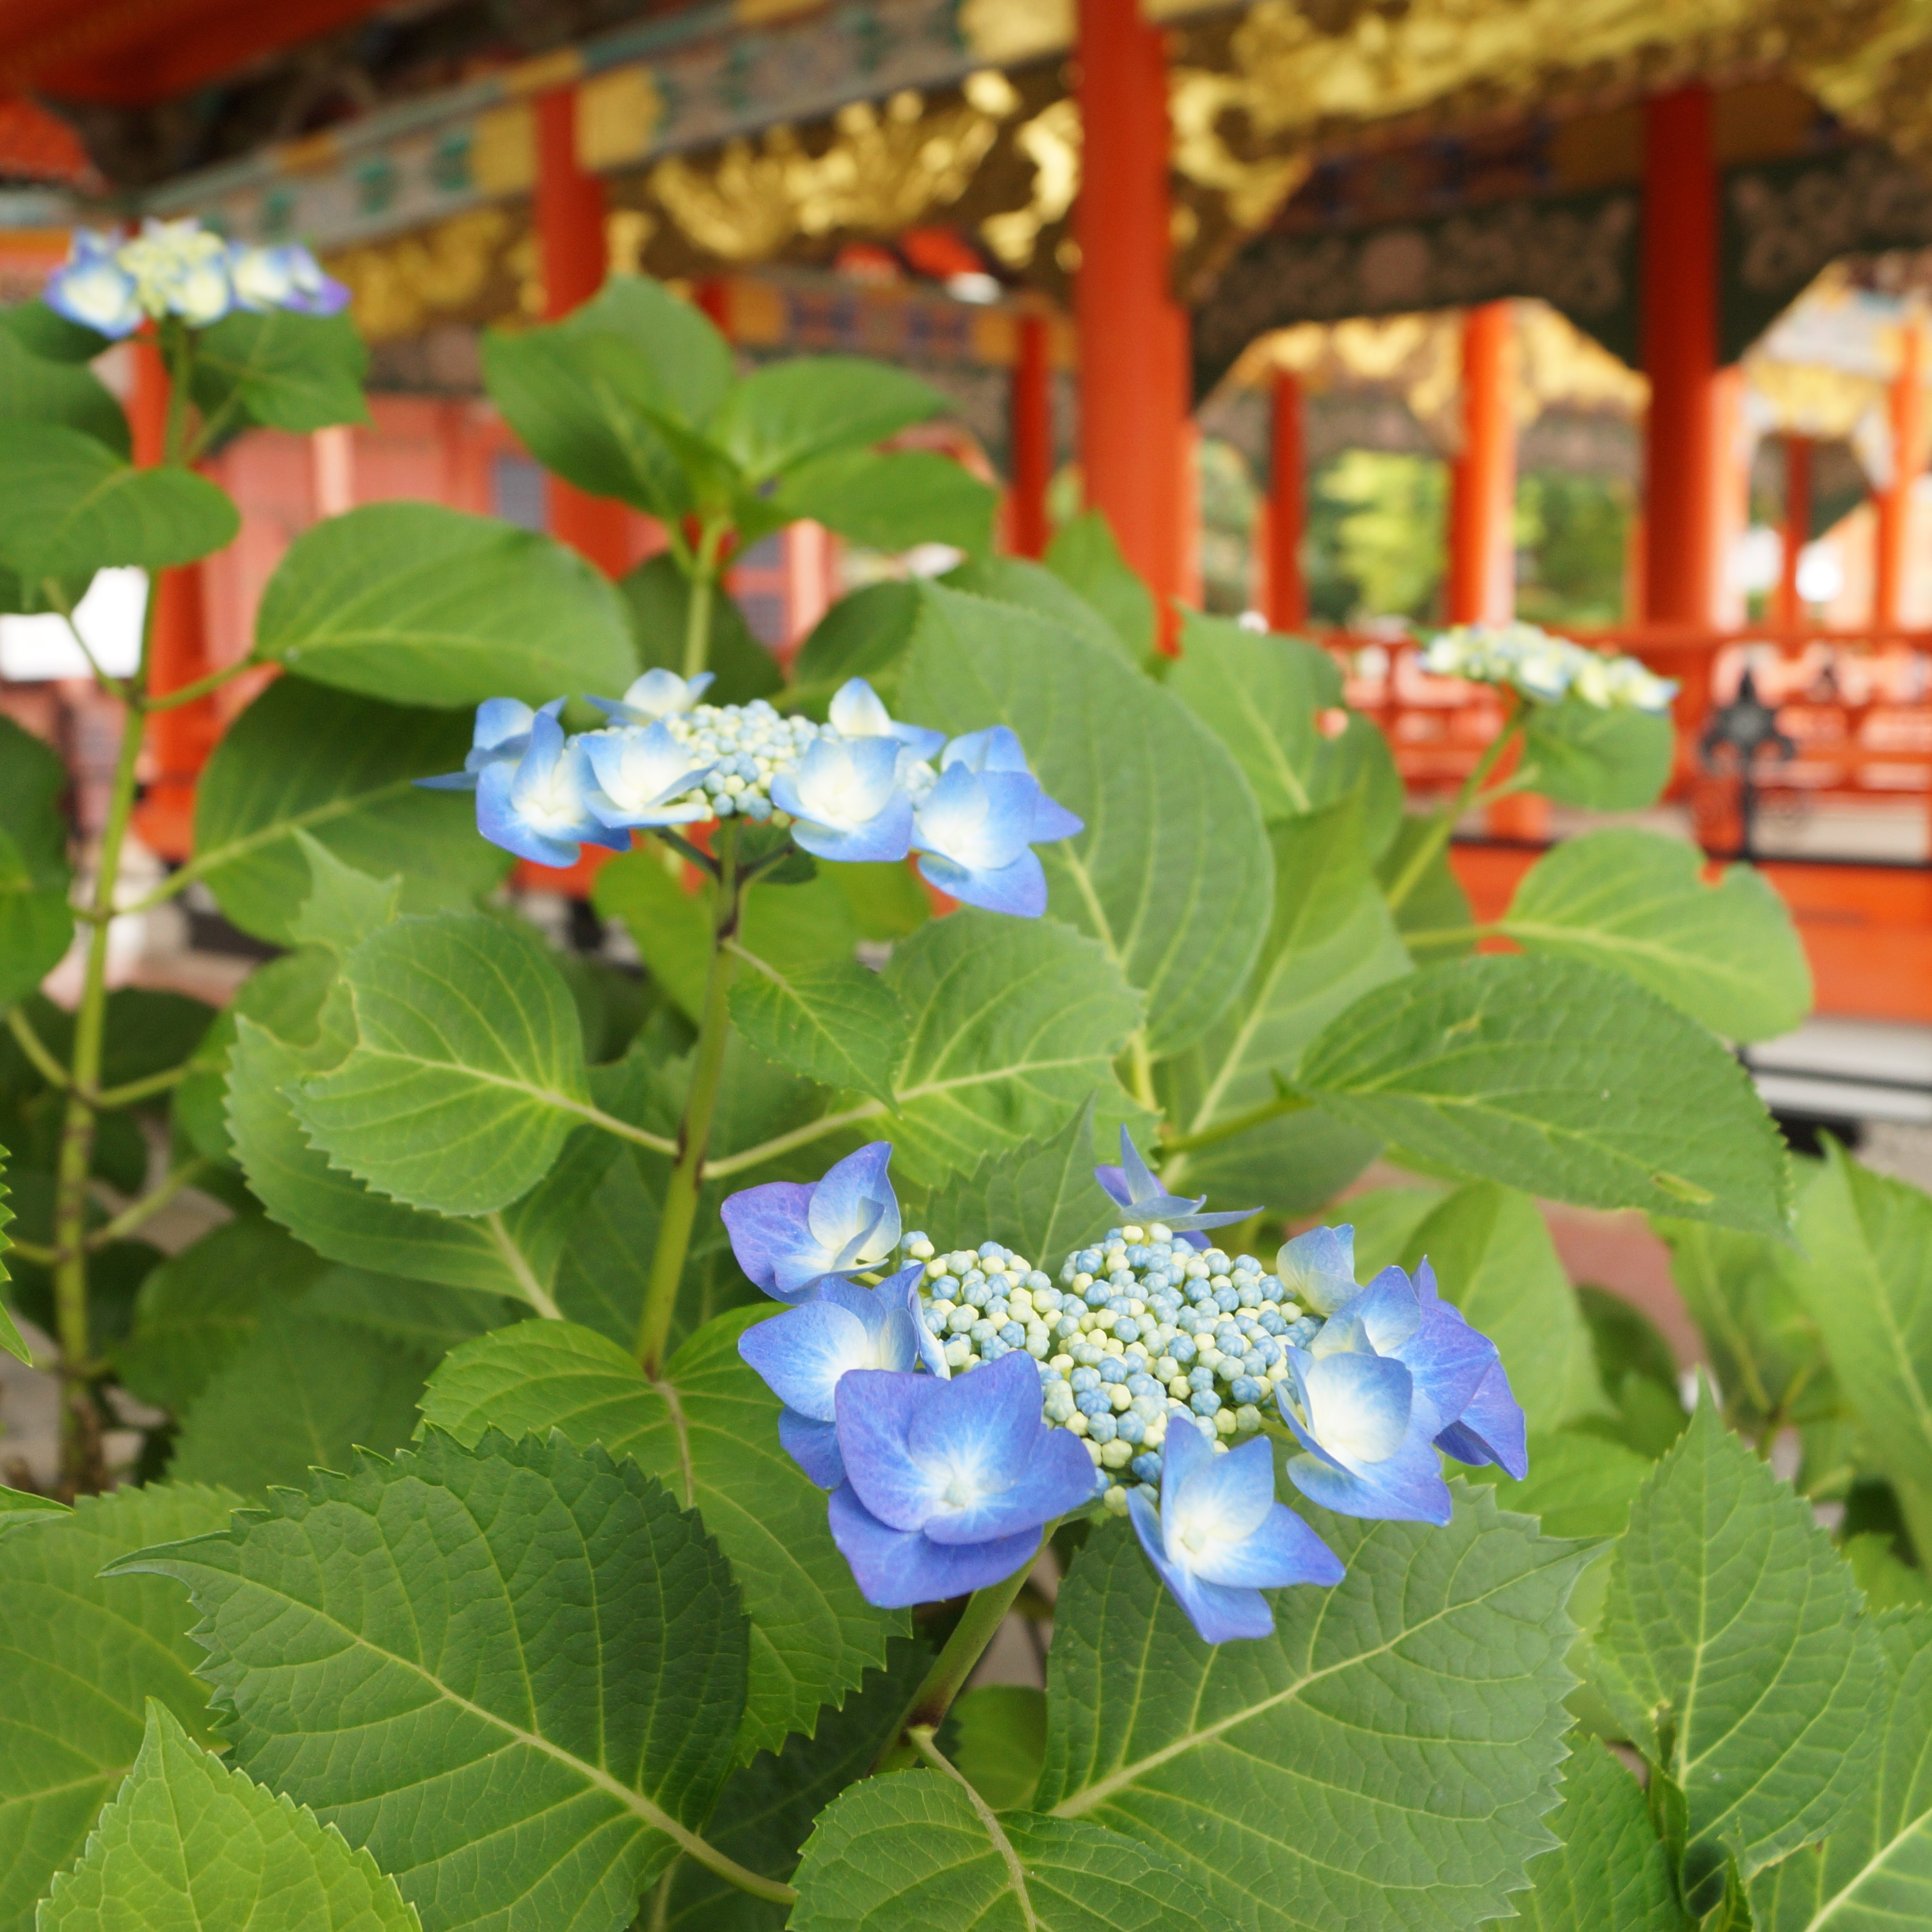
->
[1520, 696, 1673, 810]
[1511, 1741, 1687, 1931]
[0, 712, 71, 883]
[1468, 1429, 1655, 1541]
[0, 422, 237, 581]
[255, 502, 636, 707]
[1, 1150, 28, 1365]
[1161, 800, 1409, 1212]
[1042, 511, 1155, 659]
[618, 553, 782, 705]
[293, 911, 593, 1216]
[777, 447, 997, 557]
[1500, 830, 1810, 1042]
[419, 1311, 906, 1760]
[0, 1483, 242, 1932]
[1752, 1606, 1932, 1931]
[1033, 1487, 1585, 1932]
[38, 1703, 417, 1932]
[1294, 955, 1792, 1237]
[943, 1686, 1048, 1813]
[114, 1431, 748, 1932]
[287, 827, 402, 955]
[876, 910, 1145, 1184]
[790, 1769, 1229, 1932]
[898, 584, 1271, 1059]
[0, 1482, 65, 1521]
[709, 357, 954, 480]
[1592, 1399, 1885, 1910]
[1376, 813, 1477, 964]
[1781, 1142, 1932, 1557]
[1169, 612, 1403, 855]
[728, 949, 907, 1106]
[193, 679, 507, 946]
[0, 323, 130, 455]
[791, 581, 922, 703]
[0, 829, 70, 1023]
[188, 307, 370, 436]
[653, 1635, 931, 1932]
[553, 1155, 660, 1347]
[943, 555, 1134, 662]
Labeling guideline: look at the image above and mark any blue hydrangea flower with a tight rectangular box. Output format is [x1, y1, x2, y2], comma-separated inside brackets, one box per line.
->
[940, 726, 1083, 843]
[473, 709, 628, 868]
[911, 762, 1051, 915]
[416, 698, 564, 793]
[738, 1267, 933, 1488]
[228, 242, 348, 317]
[118, 219, 234, 327]
[587, 668, 715, 725]
[722, 1141, 902, 1302]
[1095, 1127, 1257, 1246]
[1273, 1225, 1361, 1318]
[829, 676, 944, 762]
[580, 722, 714, 830]
[1127, 1419, 1342, 1642]
[771, 736, 913, 863]
[827, 1351, 1098, 1607]
[44, 231, 141, 338]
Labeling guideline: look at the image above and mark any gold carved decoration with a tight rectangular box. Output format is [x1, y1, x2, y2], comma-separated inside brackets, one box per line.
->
[326, 207, 520, 341]
[981, 98, 1079, 268]
[957, 0, 1072, 64]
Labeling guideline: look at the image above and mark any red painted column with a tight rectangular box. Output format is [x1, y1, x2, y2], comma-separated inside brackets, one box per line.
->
[129, 336, 213, 860]
[1446, 303, 1515, 626]
[537, 86, 629, 578]
[1265, 369, 1307, 630]
[1876, 318, 1926, 628]
[1076, 0, 1185, 642]
[1775, 434, 1812, 631]
[1009, 312, 1053, 559]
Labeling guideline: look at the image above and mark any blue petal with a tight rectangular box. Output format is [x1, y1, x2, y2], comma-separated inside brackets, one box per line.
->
[835, 1369, 943, 1531]
[1276, 1225, 1359, 1316]
[1189, 1501, 1345, 1590]
[922, 1431, 1095, 1547]
[787, 791, 914, 864]
[1031, 790, 1085, 843]
[1167, 1429, 1276, 1544]
[1388, 1294, 1498, 1438]
[916, 847, 1047, 918]
[827, 1483, 1040, 1608]
[807, 1142, 901, 1263]
[1094, 1164, 1132, 1210]
[779, 1409, 845, 1488]
[1128, 1488, 1277, 1644]
[415, 770, 480, 792]
[474, 762, 580, 867]
[1287, 1419, 1454, 1524]
[720, 1180, 826, 1300]
[1435, 1359, 1528, 1479]
[474, 697, 539, 751]
[1298, 1347, 1414, 1465]
[737, 1299, 872, 1420]
[880, 1263, 950, 1379]
[941, 725, 1029, 774]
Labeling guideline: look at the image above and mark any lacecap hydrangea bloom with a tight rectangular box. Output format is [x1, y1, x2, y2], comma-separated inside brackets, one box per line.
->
[45, 219, 348, 339]
[729, 1130, 1527, 1643]
[1422, 621, 1677, 713]
[422, 674, 1081, 913]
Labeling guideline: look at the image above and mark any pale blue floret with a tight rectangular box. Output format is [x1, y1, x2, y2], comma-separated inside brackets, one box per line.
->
[828, 676, 945, 762]
[940, 726, 1084, 843]
[44, 232, 141, 338]
[1095, 1126, 1258, 1244]
[771, 735, 914, 863]
[1274, 1225, 1360, 1318]
[227, 242, 349, 316]
[473, 710, 628, 868]
[416, 697, 564, 793]
[721, 1140, 902, 1302]
[118, 219, 236, 327]
[1127, 1420, 1343, 1643]
[737, 1267, 929, 1488]
[586, 668, 715, 724]
[580, 722, 715, 829]
[827, 1351, 1098, 1607]
[911, 760, 1048, 915]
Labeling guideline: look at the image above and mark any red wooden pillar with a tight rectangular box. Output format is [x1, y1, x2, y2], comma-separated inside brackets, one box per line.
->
[129, 336, 213, 860]
[537, 86, 628, 578]
[1775, 434, 1812, 631]
[1446, 303, 1515, 624]
[1009, 312, 1053, 559]
[1265, 369, 1307, 630]
[1876, 318, 1926, 628]
[1076, 0, 1185, 645]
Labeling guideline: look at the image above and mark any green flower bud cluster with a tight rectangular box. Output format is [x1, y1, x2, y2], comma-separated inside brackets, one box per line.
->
[659, 699, 826, 822]
[897, 1223, 1319, 1516]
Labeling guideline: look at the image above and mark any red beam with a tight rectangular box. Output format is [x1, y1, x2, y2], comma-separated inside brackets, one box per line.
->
[1008, 312, 1052, 560]
[1265, 369, 1307, 630]
[1446, 303, 1515, 626]
[1876, 319, 1926, 628]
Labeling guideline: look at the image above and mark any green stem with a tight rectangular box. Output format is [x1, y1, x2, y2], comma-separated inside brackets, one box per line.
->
[634, 825, 742, 1374]
[681, 519, 728, 680]
[91, 1062, 193, 1109]
[873, 1551, 1045, 1774]
[144, 657, 253, 711]
[6, 1006, 70, 1090]
[1158, 1087, 1311, 1159]
[1382, 705, 1523, 914]
[85, 1160, 211, 1251]
[1126, 1031, 1158, 1115]
[701, 1100, 885, 1182]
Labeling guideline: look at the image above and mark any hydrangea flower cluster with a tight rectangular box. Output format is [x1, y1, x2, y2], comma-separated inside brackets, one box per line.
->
[423, 672, 1081, 914]
[727, 1132, 1528, 1645]
[1422, 621, 1678, 713]
[45, 219, 348, 338]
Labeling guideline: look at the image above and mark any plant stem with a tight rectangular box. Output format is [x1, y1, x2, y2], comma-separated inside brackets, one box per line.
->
[91, 1061, 193, 1109]
[1126, 1030, 1158, 1114]
[634, 823, 742, 1374]
[144, 657, 253, 711]
[873, 1551, 1044, 1773]
[681, 518, 728, 680]
[85, 1159, 211, 1251]
[1158, 1086, 1311, 1159]
[5, 1007, 70, 1089]
[1381, 703, 1523, 915]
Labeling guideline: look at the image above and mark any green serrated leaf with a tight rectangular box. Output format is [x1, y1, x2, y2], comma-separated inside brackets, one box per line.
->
[881, 910, 1144, 1185]
[792, 581, 923, 702]
[790, 1768, 1229, 1931]
[1043, 511, 1155, 658]
[115, 1430, 747, 1932]
[1842, 1535, 1932, 1611]
[1514, 1741, 1688, 1930]
[943, 1686, 1048, 1812]
[1169, 612, 1402, 855]
[0, 713, 70, 886]
[39, 1702, 418, 1932]
[1593, 1400, 1885, 1908]
[711, 356, 952, 481]
[1521, 695, 1675, 810]
[943, 555, 1135, 662]
[189, 307, 371, 436]
[1295, 955, 1793, 1236]
[1501, 832, 1810, 1042]
[897, 584, 1271, 1058]
[1782, 1143, 1932, 1557]
[552, 1153, 659, 1347]
[1470, 1429, 1655, 1539]
[1035, 1487, 1585, 1932]
[728, 948, 906, 1105]
[419, 1312, 904, 1759]
[0, 422, 236, 581]
[294, 911, 592, 1215]
[256, 501, 636, 708]
[0, 1147, 29, 1364]
[288, 828, 401, 955]
[913, 1096, 1113, 1265]
[0, 1483, 242, 1932]
[779, 447, 997, 556]
[1751, 1605, 1932, 1930]
[193, 679, 508, 946]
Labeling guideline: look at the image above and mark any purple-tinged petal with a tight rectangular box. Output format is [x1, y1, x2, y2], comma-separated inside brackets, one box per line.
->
[1276, 1225, 1359, 1317]
[1094, 1164, 1132, 1210]
[1436, 1359, 1528, 1479]
[920, 1415, 1095, 1546]
[828, 1483, 1040, 1608]
[1390, 1296, 1498, 1438]
[416, 769, 481, 792]
[835, 1370, 945, 1531]
[807, 1142, 901, 1263]
[779, 1409, 845, 1488]
[720, 1180, 820, 1299]
[737, 1300, 872, 1419]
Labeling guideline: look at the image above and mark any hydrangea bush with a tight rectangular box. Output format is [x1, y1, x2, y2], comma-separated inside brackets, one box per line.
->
[2, 240, 1929, 1932]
